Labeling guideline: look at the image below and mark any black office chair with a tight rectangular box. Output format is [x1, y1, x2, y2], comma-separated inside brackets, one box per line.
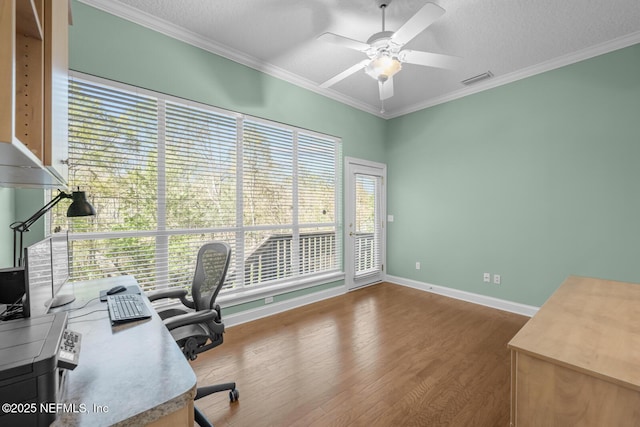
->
[147, 242, 238, 427]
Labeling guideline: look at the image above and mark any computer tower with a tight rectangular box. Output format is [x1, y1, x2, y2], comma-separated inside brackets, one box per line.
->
[0, 268, 26, 319]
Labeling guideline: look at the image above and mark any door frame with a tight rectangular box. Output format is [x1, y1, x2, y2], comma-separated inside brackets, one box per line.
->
[344, 157, 387, 291]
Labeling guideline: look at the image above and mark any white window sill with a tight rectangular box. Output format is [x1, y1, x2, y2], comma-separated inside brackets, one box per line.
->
[218, 270, 345, 307]
[150, 270, 345, 312]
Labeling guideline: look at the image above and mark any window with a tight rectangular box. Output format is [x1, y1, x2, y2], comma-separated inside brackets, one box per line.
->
[52, 74, 342, 296]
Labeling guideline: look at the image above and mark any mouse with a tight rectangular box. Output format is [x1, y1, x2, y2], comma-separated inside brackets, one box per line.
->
[106, 285, 127, 295]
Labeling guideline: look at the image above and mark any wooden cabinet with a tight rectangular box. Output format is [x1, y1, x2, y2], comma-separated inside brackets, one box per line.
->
[508, 276, 640, 426]
[0, 0, 69, 188]
[43, 0, 69, 183]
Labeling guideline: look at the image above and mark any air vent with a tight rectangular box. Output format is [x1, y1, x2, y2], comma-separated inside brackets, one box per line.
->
[461, 71, 494, 86]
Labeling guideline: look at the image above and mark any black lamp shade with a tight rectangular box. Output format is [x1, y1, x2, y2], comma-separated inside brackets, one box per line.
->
[66, 191, 96, 217]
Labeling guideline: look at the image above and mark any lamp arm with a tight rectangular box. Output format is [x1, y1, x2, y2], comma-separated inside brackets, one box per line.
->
[10, 191, 72, 233]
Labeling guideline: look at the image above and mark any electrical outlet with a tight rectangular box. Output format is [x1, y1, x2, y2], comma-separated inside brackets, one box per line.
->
[415, 262, 421, 270]
[493, 274, 501, 285]
[483, 273, 490, 283]
[265, 296, 274, 304]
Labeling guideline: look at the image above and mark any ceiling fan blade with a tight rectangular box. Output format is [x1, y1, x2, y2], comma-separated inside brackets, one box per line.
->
[400, 50, 462, 70]
[391, 2, 445, 46]
[318, 32, 370, 52]
[320, 60, 370, 88]
[379, 77, 394, 100]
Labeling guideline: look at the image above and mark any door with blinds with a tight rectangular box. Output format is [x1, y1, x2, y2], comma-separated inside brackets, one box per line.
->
[345, 158, 386, 290]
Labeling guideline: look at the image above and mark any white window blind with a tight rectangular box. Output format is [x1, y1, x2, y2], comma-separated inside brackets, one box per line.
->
[165, 101, 238, 229]
[298, 132, 338, 275]
[52, 74, 342, 294]
[354, 174, 381, 278]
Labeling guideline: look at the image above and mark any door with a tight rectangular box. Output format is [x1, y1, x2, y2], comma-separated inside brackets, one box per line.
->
[345, 157, 386, 290]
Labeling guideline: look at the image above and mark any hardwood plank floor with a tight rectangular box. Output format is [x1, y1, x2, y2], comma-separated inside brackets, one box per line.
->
[190, 282, 528, 426]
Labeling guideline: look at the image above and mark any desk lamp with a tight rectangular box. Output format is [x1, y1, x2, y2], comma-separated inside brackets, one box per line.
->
[9, 190, 96, 267]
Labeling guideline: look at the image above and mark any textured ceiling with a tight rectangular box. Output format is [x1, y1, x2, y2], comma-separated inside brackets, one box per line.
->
[81, 0, 640, 118]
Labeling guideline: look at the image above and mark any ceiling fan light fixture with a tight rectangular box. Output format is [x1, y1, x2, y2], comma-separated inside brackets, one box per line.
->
[318, 1, 456, 104]
[365, 53, 402, 82]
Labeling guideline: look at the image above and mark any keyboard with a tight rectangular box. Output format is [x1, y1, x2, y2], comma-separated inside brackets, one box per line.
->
[107, 294, 152, 324]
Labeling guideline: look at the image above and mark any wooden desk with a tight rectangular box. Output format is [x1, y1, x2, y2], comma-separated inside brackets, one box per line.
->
[51, 276, 196, 426]
[508, 276, 640, 426]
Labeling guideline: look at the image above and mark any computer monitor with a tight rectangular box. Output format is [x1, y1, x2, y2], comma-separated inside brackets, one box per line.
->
[49, 232, 73, 308]
[23, 238, 53, 318]
[23, 232, 73, 318]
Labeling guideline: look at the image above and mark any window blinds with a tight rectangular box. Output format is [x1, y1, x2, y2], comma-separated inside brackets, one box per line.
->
[354, 173, 381, 278]
[53, 74, 341, 294]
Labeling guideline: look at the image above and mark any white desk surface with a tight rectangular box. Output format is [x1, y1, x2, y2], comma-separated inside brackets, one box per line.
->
[51, 275, 196, 426]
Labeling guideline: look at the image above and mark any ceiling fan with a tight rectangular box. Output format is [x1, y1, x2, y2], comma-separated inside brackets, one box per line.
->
[318, 0, 461, 108]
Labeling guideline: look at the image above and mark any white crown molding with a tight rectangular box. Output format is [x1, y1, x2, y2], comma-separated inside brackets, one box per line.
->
[78, 1, 639, 120]
[386, 31, 640, 119]
[77, 0, 384, 118]
[385, 274, 539, 317]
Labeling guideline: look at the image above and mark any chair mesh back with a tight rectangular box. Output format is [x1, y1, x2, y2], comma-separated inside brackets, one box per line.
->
[191, 242, 231, 312]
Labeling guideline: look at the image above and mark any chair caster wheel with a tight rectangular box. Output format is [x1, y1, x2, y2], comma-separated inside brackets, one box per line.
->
[229, 389, 239, 402]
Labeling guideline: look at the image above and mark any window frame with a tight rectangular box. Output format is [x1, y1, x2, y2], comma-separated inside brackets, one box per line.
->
[55, 72, 344, 302]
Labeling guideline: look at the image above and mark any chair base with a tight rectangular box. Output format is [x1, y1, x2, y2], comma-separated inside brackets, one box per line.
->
[196, 381, 237, 400]
[195, 406, 213, 427]
[194, 382, 238, 427]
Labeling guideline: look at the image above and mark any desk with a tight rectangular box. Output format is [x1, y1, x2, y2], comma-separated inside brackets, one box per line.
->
[51, 276, 196, 427]
[508, 276, 640, 426]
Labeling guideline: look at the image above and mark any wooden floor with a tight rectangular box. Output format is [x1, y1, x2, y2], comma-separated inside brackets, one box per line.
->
[190, 282, 528, 426]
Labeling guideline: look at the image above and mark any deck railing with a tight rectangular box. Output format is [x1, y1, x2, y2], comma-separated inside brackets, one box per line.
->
[244, 231, 338, 286]
[353, 232, 377, 275]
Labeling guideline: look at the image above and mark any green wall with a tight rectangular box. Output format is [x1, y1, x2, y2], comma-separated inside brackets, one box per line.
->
[0, 188, 16, 268]
[0, 189, 45, 268]
[15, 189, 46, 250]
[67, 1, 388, 307]
[68, 1, 386, 163]
[386, 44, 640, 306]
[8, 1, 631, 309]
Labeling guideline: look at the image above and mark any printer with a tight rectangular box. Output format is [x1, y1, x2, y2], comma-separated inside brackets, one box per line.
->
[0, 312, 72, 427]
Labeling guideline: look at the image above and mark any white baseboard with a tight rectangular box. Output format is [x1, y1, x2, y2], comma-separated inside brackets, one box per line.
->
[385, 275, 539, 317]
[223, 275, 538, 328]
[224, 285, 346, 328]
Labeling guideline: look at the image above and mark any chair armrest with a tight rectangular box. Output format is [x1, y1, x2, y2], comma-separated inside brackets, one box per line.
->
[163, 310, 219, 331]
[146, 288, 194, 309]
[147, 288, 188, 302]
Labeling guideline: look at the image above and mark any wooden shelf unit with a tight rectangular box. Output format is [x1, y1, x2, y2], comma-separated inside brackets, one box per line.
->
[0, 0, 68, 188]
